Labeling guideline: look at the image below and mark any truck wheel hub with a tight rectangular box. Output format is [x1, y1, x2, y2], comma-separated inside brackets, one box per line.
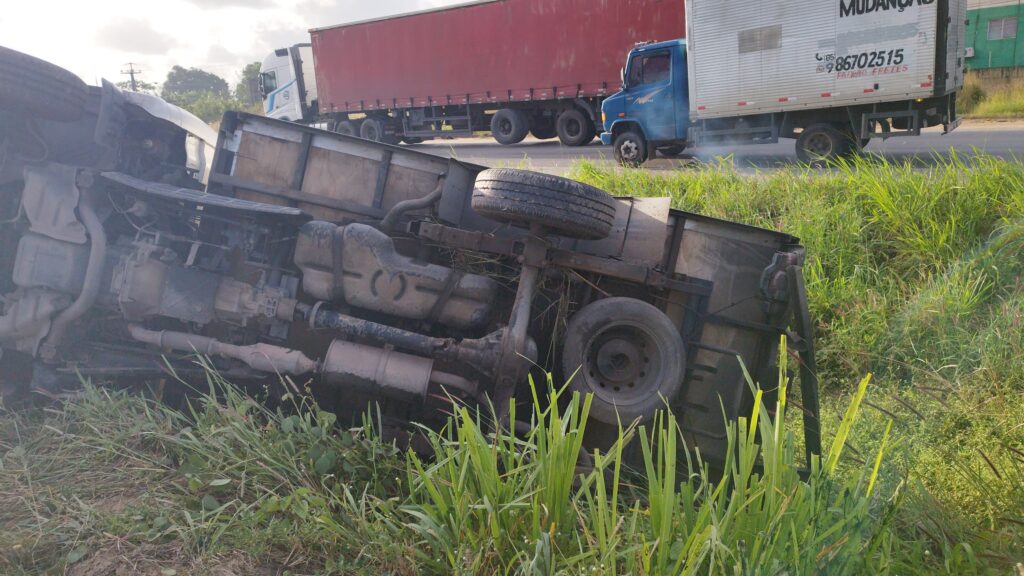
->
[565, 119, 582, 138]
[806, 133, 833, 157]
[619, 140, 640, 161]
[586, 326, 654, 395]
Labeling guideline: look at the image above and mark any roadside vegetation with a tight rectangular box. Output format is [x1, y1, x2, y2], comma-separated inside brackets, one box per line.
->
[117, 63, 263, 123]
[960, 73, 1024, 119]
[3, 155, 1024, 574]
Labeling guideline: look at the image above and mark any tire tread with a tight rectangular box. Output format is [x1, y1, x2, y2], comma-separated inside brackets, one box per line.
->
[471, 168, 616, 240]
[0, 46, 87, 122]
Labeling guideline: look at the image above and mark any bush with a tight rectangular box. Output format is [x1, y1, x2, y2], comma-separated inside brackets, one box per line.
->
[163, 90, 246, 124]
[961, 73, 1024, 119]
[959, 74, 987, 114]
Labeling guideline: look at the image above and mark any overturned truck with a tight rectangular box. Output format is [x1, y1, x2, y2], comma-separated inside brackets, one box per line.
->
[0, 46, 820, 463]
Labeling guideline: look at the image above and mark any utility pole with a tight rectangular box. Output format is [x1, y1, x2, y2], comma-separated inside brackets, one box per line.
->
[121, 63, 142, 92]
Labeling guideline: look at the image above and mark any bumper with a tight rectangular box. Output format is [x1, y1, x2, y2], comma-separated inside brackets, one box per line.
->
[600, 132, 613, 146]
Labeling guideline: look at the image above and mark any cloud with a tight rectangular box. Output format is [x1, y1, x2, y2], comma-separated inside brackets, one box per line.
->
[180, 0, 276, 8]
[295, 0, 463, 29]
[95, 18, 178, 55]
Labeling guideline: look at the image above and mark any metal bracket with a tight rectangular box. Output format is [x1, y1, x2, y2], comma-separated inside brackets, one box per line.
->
[788, 265, 822, 462]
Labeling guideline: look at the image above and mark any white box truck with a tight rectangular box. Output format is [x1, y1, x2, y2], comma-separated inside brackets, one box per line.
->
[601, 0, 968, 164]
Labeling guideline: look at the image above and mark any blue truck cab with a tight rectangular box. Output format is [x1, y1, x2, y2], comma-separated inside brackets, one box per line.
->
[601, 39, 689, 166]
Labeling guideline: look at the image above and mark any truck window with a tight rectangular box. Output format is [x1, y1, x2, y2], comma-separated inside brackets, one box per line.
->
[628, 52, 671, 88]
[260, 71, 278, 95]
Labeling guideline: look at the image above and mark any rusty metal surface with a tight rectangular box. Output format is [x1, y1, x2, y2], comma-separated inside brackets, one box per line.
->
[294, 221, 497, 329]
[20, 164, 87, 244]
[101, 171, 306, 217]
[571, 197, 672, 267]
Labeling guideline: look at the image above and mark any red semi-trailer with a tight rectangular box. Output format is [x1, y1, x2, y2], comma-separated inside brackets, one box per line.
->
[259, 0, 685, 146]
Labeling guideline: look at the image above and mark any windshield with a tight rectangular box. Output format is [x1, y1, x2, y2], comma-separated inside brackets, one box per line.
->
[627, 51, 671, 88]
[259, 71, 278, 97]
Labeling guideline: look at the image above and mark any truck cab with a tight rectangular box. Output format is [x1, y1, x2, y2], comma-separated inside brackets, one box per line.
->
[601, 39, 690, 166]
[259, 45, 318, 123]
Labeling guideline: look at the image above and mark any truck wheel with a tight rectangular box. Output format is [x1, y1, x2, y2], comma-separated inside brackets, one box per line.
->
[491, 109, 529, 145]
[335, 120, 359, 136]
[0, 46, 88, 122]
[613, 131, 648, 167]
[360, 117, 399, 144]
[472, 168, 617, 240]
[796, 124, 848, 164]
[556, 108, 594, 147]
[562, 297, 686, 425]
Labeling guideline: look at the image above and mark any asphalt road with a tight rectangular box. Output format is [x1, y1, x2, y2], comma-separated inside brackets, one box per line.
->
[413, 120, 1024, 174]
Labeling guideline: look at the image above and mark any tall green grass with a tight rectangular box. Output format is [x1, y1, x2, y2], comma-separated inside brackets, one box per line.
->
[961, 74, 1024, 119]
[572, 154, 1024, 571]
[2, 348, 908, 575]
[404, 358, 901, 576]
[572, 154, 1024, 383]
[2, 154, 1023, 573]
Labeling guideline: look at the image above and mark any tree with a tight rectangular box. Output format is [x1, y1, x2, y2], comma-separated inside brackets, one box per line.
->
[161, 66, 229, 101]
[235, 62, 262, 104]
[116, 79, 158, 94]
[158, 64, 262, 124]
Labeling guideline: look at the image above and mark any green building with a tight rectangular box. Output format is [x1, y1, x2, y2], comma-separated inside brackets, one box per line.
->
[966, 0, 1023, 74]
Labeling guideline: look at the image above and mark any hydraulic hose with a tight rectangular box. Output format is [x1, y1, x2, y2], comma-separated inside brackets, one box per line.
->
[379, 178, 444, 232]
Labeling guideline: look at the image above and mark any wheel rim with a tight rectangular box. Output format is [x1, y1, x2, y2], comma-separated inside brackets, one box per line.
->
[365, 123, 379, 141]
[497, 118, 512, 137]
[565, 118, 582, 139]
[805, 132, 834, 158]
[582, 323, 662, 405]
[619, 140, 640, 162]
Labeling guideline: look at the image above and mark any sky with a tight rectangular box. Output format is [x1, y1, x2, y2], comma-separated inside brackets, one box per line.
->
[0, 0, 466, 88]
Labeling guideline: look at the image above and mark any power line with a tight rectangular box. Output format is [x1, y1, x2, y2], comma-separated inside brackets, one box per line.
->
[121, 63, 142, 92]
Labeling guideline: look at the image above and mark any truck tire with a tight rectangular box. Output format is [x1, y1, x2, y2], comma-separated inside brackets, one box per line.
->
[556, 108, 593, 147]
[562, 297, 686, 424]
[335, 120, 359, 136]
[796, 124, 849, 164]
[491, 109, 529, 145]
[613, 131, 648, 167]
[0, 46, 88, 122]
[360, 117, 399, 144]
[472, 168, 617, 240]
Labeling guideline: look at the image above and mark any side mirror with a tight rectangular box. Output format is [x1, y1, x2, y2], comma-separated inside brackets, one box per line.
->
[620, 67, 626, 88]
[257, 74, 266, 98]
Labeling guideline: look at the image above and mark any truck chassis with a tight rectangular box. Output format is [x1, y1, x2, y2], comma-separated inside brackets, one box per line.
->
[0, 46, 821, 464]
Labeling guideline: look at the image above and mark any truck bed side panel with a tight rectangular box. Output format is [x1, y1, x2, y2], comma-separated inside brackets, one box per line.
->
[687, 0, 960, 120]
[945, 0, 968, 93]
[311, 0, 686, 113]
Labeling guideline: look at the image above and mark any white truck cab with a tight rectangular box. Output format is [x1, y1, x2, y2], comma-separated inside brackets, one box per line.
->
[260, 45, 318, 123]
